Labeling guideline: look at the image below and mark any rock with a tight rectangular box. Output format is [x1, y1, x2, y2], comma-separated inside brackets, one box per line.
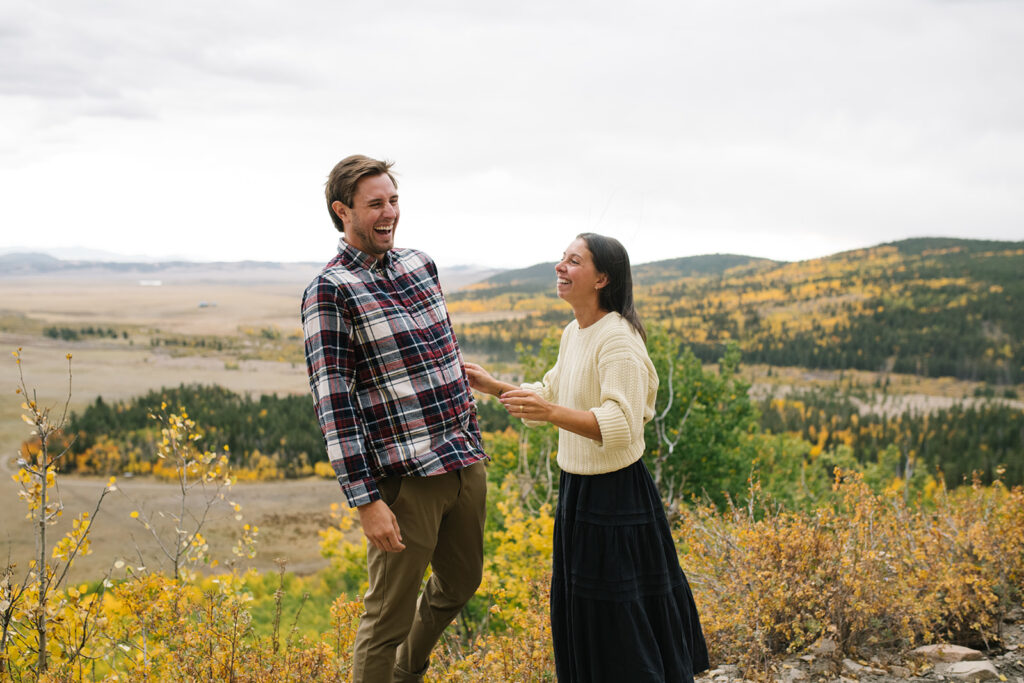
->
[910, 644, 985, 663]
[889, 665, 912, 678]
[842, 658, 887, 676]
[776, 663, 808, 682]
[707, 664, 740, 677]
[935, 660, 1000, 681]
[809, 659, 834, 676]
[809, 637, 838, 656]
[704, 664, 743, 681]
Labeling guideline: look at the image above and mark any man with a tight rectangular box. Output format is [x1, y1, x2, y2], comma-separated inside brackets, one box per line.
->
[302, 155, 487, 682]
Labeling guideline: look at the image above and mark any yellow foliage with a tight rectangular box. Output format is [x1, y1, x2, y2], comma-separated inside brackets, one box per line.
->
[436, 577, 554, 682]
[674, 472, 1024, 669]
[478, 474, 554, 611]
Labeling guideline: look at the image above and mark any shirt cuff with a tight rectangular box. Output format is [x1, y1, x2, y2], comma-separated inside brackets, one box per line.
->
[342, 478, 380, 508]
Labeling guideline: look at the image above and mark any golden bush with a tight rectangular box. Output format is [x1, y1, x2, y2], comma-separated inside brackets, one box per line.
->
[675, 471, 1024, 670]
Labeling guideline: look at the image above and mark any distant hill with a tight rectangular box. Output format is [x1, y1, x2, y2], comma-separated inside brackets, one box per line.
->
[0, 246, 178, 262]
[449, 237, 1024, 385]
[0, 253, 324, 284]
[0, 252, 499, 293]
[635, 253, 780, 285]
[456, 253, 779, 299]
[0, 252, 64, 271]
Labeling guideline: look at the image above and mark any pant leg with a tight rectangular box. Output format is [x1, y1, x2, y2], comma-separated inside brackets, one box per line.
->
[353, 473, 453, 683]
[394, 461, 487, 680]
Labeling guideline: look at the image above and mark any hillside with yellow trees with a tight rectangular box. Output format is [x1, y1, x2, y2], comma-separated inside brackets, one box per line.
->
[450, 237, 1023, 385]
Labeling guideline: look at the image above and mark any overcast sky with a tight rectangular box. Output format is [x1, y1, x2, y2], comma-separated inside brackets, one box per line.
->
[2, 0, 1022, 269]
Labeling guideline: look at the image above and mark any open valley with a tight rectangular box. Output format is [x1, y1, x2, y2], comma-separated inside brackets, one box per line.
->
[2, 248, 1021, 584]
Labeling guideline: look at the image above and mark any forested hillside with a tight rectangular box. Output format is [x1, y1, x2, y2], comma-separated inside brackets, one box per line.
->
[449, 238, 1023, 384]
[39, 375, 1022, 490]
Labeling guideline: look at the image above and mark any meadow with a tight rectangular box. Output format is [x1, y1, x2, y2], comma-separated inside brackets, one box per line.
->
[1, 247, 1022, 681]
[0, 269, 319, 579]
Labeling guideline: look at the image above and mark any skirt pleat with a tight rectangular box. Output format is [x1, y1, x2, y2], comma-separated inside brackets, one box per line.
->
[551, 459, 710, 682]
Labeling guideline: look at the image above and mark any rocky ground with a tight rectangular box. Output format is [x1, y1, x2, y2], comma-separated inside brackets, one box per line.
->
[701, 605, 1024, 682]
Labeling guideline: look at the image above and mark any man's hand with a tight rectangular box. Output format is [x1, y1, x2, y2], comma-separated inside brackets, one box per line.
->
[357, 499, 406, 552]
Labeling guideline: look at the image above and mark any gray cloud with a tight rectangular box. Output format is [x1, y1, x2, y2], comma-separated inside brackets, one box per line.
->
[1, 0, 1022, 266]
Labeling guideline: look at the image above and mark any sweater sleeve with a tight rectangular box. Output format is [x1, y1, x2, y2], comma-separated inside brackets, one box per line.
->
[589, 347, 651, 451]
[520, 360, 559, 428]
[519, 325, 570, 428]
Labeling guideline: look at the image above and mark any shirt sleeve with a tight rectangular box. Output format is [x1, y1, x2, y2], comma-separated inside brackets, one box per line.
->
[590, 346, 652, 451]
[301, 276, 379, 507]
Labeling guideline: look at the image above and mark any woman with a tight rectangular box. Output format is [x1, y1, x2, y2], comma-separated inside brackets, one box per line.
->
[466, 233, 709, 682]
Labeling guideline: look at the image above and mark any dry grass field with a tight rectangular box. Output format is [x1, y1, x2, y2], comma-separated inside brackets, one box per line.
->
[0, 265, 341, 582]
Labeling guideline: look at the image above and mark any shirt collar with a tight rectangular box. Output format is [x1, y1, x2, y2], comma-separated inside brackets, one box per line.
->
[337, 237, 396, 274]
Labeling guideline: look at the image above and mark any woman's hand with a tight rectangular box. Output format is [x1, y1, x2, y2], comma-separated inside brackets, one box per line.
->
[501, 388, 604, 442]
[499, 388, 553, 422]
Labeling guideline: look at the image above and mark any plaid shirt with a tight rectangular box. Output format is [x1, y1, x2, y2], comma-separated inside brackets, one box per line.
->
[301, 240, 486, 508]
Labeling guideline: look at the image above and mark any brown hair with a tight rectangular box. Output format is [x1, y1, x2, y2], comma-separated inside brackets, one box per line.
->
[324, 155, 397, 233]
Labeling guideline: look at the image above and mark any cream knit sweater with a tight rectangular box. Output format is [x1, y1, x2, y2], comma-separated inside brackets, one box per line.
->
[521, 312, 659, 475]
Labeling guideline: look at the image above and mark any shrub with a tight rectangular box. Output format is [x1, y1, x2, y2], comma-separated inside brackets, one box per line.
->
[675, 471, 1024, 672]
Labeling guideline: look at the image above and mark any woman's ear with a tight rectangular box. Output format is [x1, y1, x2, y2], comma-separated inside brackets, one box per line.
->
[595, 273, 609, 290]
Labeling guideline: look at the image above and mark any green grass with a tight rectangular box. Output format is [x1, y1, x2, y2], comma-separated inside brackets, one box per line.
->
[243, 565, 363, 641]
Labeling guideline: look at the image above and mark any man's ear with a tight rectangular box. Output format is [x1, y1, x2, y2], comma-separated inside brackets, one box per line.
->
[331, 200, 349, 228]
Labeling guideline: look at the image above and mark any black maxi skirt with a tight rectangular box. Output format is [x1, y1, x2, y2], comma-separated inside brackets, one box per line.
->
[551, 458, 710, 683]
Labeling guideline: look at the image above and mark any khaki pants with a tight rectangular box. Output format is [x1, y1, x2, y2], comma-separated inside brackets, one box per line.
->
[352, 461, 487, 683]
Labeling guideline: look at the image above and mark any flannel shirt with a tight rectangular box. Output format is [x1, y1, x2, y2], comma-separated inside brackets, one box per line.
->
[301, 240, 486, 508]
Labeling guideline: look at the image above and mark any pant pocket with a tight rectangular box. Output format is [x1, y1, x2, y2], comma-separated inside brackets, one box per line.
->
[378, 475, 404, 507]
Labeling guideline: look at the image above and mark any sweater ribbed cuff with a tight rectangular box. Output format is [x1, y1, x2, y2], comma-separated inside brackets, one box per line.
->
[590, 404, 631, 451]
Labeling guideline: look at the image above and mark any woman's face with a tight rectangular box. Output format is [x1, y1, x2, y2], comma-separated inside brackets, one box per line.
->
[555, 238, 607, 307]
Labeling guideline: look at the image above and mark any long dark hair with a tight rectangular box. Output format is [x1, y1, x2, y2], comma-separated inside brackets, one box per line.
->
[578, 232, 646, 342]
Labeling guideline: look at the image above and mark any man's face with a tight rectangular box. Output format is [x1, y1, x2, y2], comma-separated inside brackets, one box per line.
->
[333, 173, 400, 259]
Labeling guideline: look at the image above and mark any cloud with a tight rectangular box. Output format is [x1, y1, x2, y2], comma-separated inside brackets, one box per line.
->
[1, 0, 1022, 267]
